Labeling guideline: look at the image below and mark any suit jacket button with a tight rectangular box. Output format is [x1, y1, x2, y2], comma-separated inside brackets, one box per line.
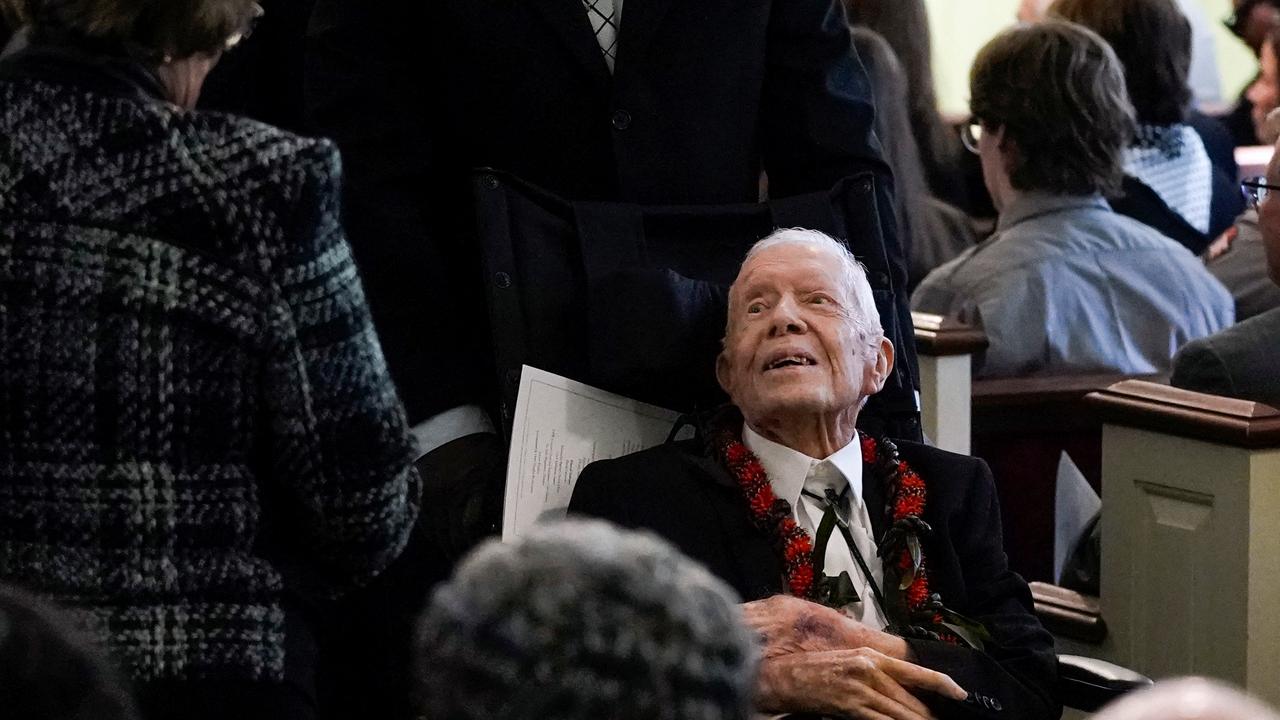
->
[611, 109, 632, 130]
[990, 698, 1002, 712]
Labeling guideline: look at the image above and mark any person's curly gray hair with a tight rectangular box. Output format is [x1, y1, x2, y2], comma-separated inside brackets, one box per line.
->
[415, 520, 758, 720]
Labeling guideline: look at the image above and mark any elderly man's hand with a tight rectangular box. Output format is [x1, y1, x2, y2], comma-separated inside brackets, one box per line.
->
[743, 595, 910, 661]
[756, 648, 967, 720]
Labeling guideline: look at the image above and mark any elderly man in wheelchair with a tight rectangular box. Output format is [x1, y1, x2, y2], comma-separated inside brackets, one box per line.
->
[571, 228, 1073, 719]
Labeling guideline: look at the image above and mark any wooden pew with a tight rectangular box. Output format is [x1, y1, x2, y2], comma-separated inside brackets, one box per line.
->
[912, 312, 987, 455]
[1086, 381, 1280, 704]
[911, 315, 1164, 581]
[972, 372, 1163, 582]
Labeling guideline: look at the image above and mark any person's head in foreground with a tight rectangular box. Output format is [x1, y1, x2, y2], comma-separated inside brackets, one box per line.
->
[1092, 677, 1280, 720]
[9, 0, 262, 108]
[415, 519, 757, 720]
[0, 584, 139, 720]
[967, 20, 1135, 213]
[716, 228, 892, 457]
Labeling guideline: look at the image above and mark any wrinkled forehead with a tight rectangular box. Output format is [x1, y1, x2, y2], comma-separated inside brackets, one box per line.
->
[731, 243, 849, 297]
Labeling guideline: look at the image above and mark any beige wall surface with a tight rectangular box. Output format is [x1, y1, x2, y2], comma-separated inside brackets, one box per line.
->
[923, 0, 1258, 117]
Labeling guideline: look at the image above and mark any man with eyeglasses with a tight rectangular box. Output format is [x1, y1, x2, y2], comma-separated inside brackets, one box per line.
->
[913, 21, 1232, 379]
[1172, 138, 1280, 408]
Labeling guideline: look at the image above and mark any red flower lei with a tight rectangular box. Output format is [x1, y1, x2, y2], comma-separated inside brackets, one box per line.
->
[709, 415, 943, 631]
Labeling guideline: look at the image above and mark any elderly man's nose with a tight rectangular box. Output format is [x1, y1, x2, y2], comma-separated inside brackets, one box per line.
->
[768, 297, 807, 336]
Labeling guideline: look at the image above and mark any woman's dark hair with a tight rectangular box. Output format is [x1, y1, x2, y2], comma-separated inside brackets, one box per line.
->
[0, 0, 26, 29]
[0, 584, 139, 720]
[1050, 0, 1192, 126]
[970, 20, 1136, 196]
[843, 0, 959, 194]
[848, 28, 930, 276]
[15, 0, 257, 59]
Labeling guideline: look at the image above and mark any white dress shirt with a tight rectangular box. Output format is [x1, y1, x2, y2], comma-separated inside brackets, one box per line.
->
[743, 426, 889, 629]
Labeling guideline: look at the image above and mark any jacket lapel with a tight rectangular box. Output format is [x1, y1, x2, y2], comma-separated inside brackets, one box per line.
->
[688, 452, 783, 600]
[863, 457, 889, 548]
[528, 0, 612, 90]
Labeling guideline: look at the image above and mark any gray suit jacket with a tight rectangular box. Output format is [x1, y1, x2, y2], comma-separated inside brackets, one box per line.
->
[1171, 307, 1280, 408]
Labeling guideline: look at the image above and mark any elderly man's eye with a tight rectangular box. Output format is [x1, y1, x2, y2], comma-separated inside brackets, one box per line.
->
[747, 302, 765, 314]
[808, 295, 833, 305]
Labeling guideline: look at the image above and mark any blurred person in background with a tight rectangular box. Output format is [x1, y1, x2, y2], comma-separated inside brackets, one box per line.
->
[416, 520, 757, 720]
[1223, 0, 1280, 146]
[844, 0, 975, 214]
[0, 0, 422, 717]
[1019, 0, 1053, 22]
[850, 27, 977, 288]
[1232, 0, 1280, 54]
[0, 584, 139, 720]
[1173, 124, 1280, 407]
[1246, 24, 1280, 146]
[1208, 67, 1280, 321]
[912, 20, 1232, 378]
[1092, 678, 1280, 720]
[1052, 0, 1244, 255]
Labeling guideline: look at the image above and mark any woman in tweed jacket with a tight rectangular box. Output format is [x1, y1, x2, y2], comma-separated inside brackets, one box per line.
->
[0, 0, 422, 717]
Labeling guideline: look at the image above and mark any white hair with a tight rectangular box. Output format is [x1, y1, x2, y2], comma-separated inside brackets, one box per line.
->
[1092, 678, 1280, 720]
[731, 227, 883, 343]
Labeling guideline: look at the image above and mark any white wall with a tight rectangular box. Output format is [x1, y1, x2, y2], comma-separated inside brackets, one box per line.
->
[923, 0, 1258, 117]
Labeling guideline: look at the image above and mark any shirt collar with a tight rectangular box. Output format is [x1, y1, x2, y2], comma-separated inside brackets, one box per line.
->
[742, 425, 864, 511]
[995, 192, 1110, 234]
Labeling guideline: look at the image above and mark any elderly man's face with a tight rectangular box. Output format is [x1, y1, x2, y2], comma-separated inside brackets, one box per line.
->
[1261, 151, 1280, 285]
[716, 243, 892, 423]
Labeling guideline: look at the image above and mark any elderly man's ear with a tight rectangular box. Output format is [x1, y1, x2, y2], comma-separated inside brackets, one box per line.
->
[862, 337, 895, 396]
[715, 350, 733, 397]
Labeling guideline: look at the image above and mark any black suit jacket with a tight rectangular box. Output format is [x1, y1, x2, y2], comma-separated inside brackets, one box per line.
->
[570, 437, 1060, 720]
[305, 0, 896, 421]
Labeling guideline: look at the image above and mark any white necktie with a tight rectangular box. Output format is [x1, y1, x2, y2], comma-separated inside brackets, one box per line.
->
[582, 0, 619, 72]
[802, 461, 887, 628]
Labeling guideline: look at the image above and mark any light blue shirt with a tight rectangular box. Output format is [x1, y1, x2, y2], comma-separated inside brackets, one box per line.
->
[911, 193, 1234, 378]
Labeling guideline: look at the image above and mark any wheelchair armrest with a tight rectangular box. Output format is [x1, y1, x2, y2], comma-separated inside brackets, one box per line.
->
[1058, 654, 1153, 712]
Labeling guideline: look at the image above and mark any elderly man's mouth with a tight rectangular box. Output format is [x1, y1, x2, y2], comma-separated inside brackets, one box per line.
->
[762, 352, 818, 372]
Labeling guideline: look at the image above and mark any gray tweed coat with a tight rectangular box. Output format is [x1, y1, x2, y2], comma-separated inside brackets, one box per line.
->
[0, 48, 421, 683]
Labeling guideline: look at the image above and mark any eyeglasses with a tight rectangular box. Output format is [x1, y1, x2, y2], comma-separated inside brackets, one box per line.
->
[225, 2, 265, 50]
[961, 120, 985, 154]
[1242, 176, 1280, 208]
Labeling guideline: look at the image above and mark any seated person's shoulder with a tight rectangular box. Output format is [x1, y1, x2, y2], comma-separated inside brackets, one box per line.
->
[576, 439, 704, 491]
[571, 438, 720, 527]
[182, 111, 340, 186]
[893, 439, 989, 488]
[1172, 307, 1280, 404]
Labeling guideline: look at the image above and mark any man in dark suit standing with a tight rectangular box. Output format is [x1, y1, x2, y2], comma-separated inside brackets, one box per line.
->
[1173, 134, 1280, 409]
[304, 0, 898, 556]
[572, 229, 1060, 719]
